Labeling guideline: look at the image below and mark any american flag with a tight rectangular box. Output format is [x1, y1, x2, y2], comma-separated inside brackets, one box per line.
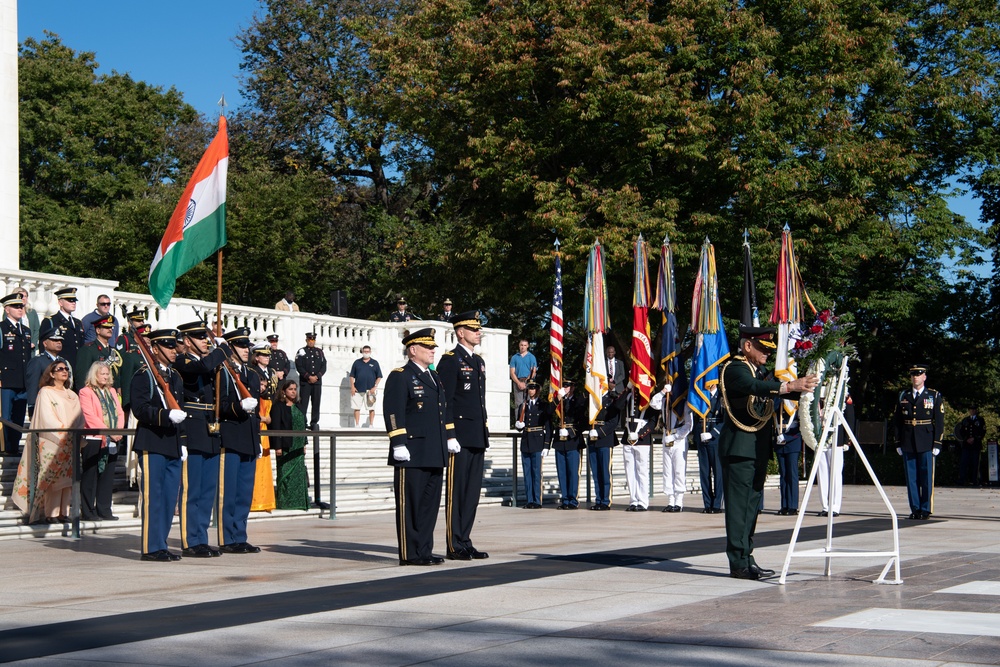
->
[549, 250, 564, 416]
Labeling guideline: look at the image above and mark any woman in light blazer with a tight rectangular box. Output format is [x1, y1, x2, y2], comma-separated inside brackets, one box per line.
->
[78, 361, 125, 521]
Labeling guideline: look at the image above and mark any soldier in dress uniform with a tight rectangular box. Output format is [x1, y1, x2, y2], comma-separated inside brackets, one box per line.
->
[437, 298, 455, 323]
[621, 382, 664, 512]
[266, 334, 291, 381]
[42, 287, 85, 374]
[587, 388, 628, 510]
[173, 322, 232, 558]
[27, 321, 68, 419]
[1, 292, 33, 455]
[130, 328, 188, 562]
[217, 327, 262, 553]
[894, 364, 945, 520]
[696, 385, 725, 513]
[550, 379, 586, 509]
[437, 310, 489, 560]
[75, 315, 122, 391]
[117, 323, 150, 417]
[295, 332, 326, 427]
[514, 380, 551, 508]
[383, 328, 453, 565]
[719, 325, 817, 579]
[115, 307, 149, 353]
[390, 298, 414, 322]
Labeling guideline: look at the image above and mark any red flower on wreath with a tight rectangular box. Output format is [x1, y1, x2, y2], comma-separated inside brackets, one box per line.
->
[818, 309, 831, 323]
[810, 324, 823, 334]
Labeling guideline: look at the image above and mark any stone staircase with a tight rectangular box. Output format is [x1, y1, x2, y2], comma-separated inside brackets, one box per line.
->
[0, 433, 725, 540]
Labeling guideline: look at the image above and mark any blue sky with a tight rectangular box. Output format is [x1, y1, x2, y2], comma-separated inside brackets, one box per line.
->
[17, 0, 987, 249]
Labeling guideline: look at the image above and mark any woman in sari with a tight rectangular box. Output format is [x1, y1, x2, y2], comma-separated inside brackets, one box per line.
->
[12, 361, 86, 524]
[78, 361, 125, 520]
[250, 346, 277, 512]
[269, 380, 309, 510]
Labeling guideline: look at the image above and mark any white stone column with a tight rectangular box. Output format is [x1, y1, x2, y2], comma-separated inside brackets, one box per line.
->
[0, 0, 18, 270]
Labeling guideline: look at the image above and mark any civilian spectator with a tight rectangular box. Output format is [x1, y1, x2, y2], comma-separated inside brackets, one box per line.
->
[251, 343, 277, 513]
[606, 344, 626, 395]
[42, 287, 85, 373]
[275, 290, 300, 312]
[508, 339, 538, 415]
[11, 361, 85, 524]
[270, 380, 310, 510]
[1, 292, 32, 456]
[349, 345, 383, 427]
[78, 361, 124, 521]
[81, 294, 120, 344]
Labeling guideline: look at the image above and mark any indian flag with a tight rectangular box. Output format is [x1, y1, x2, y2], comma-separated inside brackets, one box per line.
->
[149, 116, 229, 307]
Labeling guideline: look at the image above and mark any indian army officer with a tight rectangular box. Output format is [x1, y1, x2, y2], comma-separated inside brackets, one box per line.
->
[174, 322, 232, 558]
[75, 315, 121, 390]
[550, 379, 586, 509]
[43, 287, 85, 374]
[130, 328, 189, 562]
[383, 328, 452, 565]
[719, 325, 817, 580]
[436, 310, 488, 560]
[217, 327, 262, 553]
[1, 292, 32, 455]
[514, 380, 552, 509]
[894, 364, 945, 520]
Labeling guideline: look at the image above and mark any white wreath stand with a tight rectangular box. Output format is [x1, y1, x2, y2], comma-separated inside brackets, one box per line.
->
[778, 358, 903, 585]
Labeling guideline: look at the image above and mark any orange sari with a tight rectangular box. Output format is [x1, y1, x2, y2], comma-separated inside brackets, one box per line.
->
[250, 397, 276, 511]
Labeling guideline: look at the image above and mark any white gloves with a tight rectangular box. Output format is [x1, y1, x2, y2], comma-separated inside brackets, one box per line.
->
[700, 432, 712, 443]
[542, 448, 550, 458]
[214, 337, 227, 346]
[556, 387, 568, 399]
[663, 433, 676, 445]
[663, 383, 672, 394]
[896, 447, 903, 456]
[392, 446, 411, 462]
[514, 421, 525, 430]
[447, 438, 462, 454]
[776, 433, 786, 444]
[241, 397, 258, 412]
[843, 445, 850, 452]
[932, 447, 940, 456]
[180, 445, 188, 462]
[107, 442, 118, 456]
[559, 427, 569, 438]
[168, 409, 188, 424]
[627, 431, 638, 443]
[589, 428, 599, 439]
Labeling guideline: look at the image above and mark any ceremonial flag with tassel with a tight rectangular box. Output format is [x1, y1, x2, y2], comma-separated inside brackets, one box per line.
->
[149, 115, 228, 308]
[741, 230, 760, 327]
[549, 240, 564, 419]
[770, 225, 816, 419]
[654, 236, 687, 419]
[629, 235, 654, 410]
[584, 240, 609, 425]
[687, 239, 730, 419]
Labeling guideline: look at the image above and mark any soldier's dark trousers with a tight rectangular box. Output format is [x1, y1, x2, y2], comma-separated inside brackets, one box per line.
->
[139, 452, 182, 555]
[1, 387, 27, 455]
[903, 450, 934, 514]
[298, 382, 322, 426]
[394, 466, 442, 562]
[446, 447, 485, 554]
[218, 449, 256, 546]
[722, 451, 768, 570]
[181, 451, 220, 548]
[698, 442, 724, 510]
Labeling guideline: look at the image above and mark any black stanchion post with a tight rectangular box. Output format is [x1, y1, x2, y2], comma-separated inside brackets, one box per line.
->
[327, 434, 336, 520]
[72, 432, 82, 539]
[311, 423, 329, 510]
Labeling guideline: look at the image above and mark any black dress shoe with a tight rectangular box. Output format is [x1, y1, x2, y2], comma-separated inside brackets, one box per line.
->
[429, 556, 446, 564]
[400, 557, 437, 566]
[712, 508, 724, 514]
[702, 508, 712, 514]
[166, 551, 182, 561]
[98, 514, 119, 521]
[208, 547, 222, 557]
[557, 503, 569, 510]
[447, 549, 472, 561]
[182, 545, 214, 558]
[730, 567, 760, 580]
[832, 512, 840, 517]
[818, 510, 829, 517]
[567, 504, 578, 509]
[590, 504, 602, 510]
[141, 550, 174, 562]
[242, 542, 262, 553]
[749, 563, 775, 577]
[468, 547, 489, 559]
[907, 512, 919, 520]
[674, 506, 683, 513]
[661, 506, 671, 513]
[597, 504, 610, 511]
[636, 506, 648, 512]
[220, 543, 250, 554]
[919, 512, 931, 520]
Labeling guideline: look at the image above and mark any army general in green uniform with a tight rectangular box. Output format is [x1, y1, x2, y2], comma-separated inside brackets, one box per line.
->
[719, 325, 817, 580]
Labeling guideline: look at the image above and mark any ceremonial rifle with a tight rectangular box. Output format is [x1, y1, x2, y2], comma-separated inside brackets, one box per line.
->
[130, 319, 182, 411]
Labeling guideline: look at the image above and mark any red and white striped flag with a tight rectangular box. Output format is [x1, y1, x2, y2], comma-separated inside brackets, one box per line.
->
[549, 250, 564, 417]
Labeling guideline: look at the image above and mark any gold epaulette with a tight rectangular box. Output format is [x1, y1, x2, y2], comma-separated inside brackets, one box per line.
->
[443, 351, 455, 356]
[392, 367, 405, 373]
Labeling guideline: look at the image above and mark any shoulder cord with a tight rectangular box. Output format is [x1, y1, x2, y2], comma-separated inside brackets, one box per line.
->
[719, 358, 773, 433]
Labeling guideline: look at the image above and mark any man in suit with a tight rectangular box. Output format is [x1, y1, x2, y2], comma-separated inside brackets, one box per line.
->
[383, 328, 453, 565]
[130, 328, 188, 561]
[894, 364, 945, 520]
[605, 344, 626, 395]
[43, 287, 85, 374]
[551, 379, 586, 509]
[514, 380, 551, 508]
[437, 310, 490, 560]
[1, 292, 33, 455]
[719, 325, 817, 580]
[696, 385, 725, 513]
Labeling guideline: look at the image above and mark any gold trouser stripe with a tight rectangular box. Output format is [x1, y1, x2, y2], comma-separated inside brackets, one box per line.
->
[396, 467, 406, 561]
[141, 452, 150, 554]
[180, 459, 189, 549]
[446, 452, 456, 551]
[217, 450, 226, 546]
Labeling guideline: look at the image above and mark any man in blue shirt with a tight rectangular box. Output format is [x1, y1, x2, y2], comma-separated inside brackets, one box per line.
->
[350, 345, 383, 427]
[508, 339, 538, 417]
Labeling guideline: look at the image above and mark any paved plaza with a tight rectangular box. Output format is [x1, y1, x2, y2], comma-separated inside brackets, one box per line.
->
[1, 484, 999, 666]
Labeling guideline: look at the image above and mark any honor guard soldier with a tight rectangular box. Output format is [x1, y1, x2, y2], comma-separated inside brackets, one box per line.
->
[621, 382, 664, 512]
[550, 379, 586, 509]
[894, 364, 945, 520]
[266, 334, 290, 381]
[660, 389, 693, 513]
[217, 327, 262, 553]
[437, 310, 489, 560]
[117, 323, 150, 416]
[696, 384, 725, 514]
[437, 298, 455, 322]
[74, 315, 121, 391]
[719, 325, 817, 580]
[43, 287, 85, 374]
[174, 322, 232, 557]
[130, 328, 188, 561]
[1, 292, 33, 455]
[514, 380, 551, 508]
[390, 298, 413, 322]
[384, 328, 453, 565]
[587, 388, 627, 510]
[295, 332, 326, 427]
[116, 307, 149, 352]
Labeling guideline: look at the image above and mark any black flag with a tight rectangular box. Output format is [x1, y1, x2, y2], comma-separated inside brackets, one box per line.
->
[740, 233, 759, 327]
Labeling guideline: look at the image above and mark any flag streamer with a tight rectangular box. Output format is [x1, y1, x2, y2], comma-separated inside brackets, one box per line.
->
[690, 239, 721, 334]
[584, 240, 609, 424]
[687, 239, 730, 419]
[629, 235, 653, 409]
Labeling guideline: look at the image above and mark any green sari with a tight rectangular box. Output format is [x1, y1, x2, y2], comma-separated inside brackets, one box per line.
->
[276, 403, 310, 510]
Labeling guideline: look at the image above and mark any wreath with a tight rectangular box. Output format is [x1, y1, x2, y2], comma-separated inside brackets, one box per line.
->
[791, 310, 856, 450]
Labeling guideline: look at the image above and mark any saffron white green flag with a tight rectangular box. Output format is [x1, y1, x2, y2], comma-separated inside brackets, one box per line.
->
[149, 116, 228, 307]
